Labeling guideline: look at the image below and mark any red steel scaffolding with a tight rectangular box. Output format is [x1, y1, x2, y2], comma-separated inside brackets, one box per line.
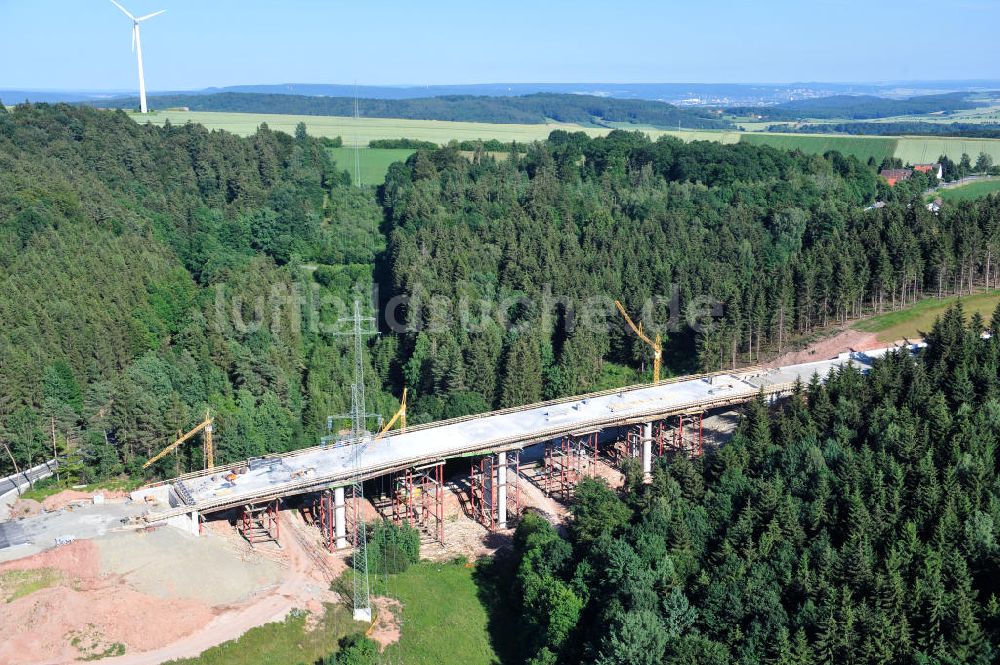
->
[238, 500, 280, 547]
[616, 416, 703, 466]
[620, 425, 644, 462]
[669, 412, 704, 457]
[470, 451, 521, 531]
[389, 463, 445, 545]
[543, 431, 598, 500]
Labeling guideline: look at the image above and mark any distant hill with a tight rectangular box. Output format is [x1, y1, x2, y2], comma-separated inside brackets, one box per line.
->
[9, 80, 1000, 107]
[729, 91, 991, 121]
[767, 121, 1000, 139]
[87, 92, 734, 129]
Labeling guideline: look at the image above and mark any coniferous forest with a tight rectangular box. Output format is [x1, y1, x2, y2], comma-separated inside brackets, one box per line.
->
[495, 305, 1000, 664]
[2, 103, 1000, 479]
[3, 102, 1000, 663]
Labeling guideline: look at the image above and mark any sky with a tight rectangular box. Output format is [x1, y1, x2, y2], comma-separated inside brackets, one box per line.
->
[0, 0, 998, 90]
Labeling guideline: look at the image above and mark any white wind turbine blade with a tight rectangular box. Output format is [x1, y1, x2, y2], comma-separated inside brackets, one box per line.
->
[131, 24, 136, 51]
[108, 0, 135, 21]
[136, 9, 165, 21]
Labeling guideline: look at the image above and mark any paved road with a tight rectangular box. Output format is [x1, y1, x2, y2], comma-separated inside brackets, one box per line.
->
[0, 459, 60, 502]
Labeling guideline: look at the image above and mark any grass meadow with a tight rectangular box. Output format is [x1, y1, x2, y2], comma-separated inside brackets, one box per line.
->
[327, 147, 415, 185]
[164, 559, 496, 665]
[853, 290, 1000, 342]
[164, 603, 363, 665]
[895, 136, 1000, 166]
[130, 110, 1000, 175]
[938, 178, 1000, 203]
[133, 110, 603, 146]
[381, 561, 498, 665]
[739, 133, 898, 163]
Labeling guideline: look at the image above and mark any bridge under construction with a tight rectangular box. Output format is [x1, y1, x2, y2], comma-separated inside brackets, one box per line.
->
[135, 344, 918, 543]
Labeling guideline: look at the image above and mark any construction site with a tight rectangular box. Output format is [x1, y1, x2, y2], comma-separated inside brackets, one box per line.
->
[0, 332, 920, 664]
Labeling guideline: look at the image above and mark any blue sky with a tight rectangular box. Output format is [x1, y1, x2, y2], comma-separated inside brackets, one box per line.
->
[0, 0, 997, 90]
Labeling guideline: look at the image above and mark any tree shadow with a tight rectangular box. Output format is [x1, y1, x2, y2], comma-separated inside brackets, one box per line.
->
[471, 552, 524, 665]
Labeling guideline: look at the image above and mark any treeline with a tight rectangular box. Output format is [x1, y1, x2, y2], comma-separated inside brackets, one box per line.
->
[495, 303, 1000, 664]
[768, 121, 1000, 139]
[0, 104, 396, 480]
[939, 152, 998, 180]
[378, 129, 1000, 420]
[90, 92, 733, 129]
[369, 137, 525, 152]
[730, 91, 987, 121]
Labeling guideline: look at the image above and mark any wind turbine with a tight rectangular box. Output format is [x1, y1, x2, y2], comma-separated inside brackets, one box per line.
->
[109, 0, 165, 114]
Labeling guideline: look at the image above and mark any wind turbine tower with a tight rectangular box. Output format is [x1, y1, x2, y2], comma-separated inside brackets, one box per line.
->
[109, 1, 165, 114]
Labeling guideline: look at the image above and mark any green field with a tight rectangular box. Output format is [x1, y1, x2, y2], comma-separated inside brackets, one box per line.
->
[166, 560, 496, 665]
[895, 136, 1000, 165]
[165, 603, 363, 665]
[853, 290, 1000, 342]
[739, 132, 1000, 165]
[382, 561, 497, 665]
[867, 104, 1000, 125]
[740, 133, 898, 163]
[133, 110, 607, 146]
[605, 123, 742, 144]
[938, 178, 1000, 203]
[328, 147, 415, 185]
[135, 110, 745, 147]
[129, 110, 1000, 168]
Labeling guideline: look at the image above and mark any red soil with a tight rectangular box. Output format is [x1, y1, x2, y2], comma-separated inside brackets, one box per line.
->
[41, 489, 126, 512]
[765, 328, 881, 368]
[0, 540, 214, 665]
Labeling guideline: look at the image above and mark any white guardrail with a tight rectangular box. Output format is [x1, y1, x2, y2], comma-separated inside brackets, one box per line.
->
[0, 459, 60, 503]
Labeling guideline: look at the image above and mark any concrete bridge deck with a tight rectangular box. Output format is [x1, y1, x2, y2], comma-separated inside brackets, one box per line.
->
[140, 345, 916, 523]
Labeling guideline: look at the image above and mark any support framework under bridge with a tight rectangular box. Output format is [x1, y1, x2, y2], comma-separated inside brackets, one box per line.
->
[135, 345, 919, 526]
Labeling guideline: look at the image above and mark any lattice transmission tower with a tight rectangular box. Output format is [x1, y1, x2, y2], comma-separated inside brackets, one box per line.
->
[329, 299, 379, 621]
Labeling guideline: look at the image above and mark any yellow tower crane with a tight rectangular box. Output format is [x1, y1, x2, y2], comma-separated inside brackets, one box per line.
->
[614, 300, 662, 385]
[143, 410, 215, 470]
[373, 388, 407, 442]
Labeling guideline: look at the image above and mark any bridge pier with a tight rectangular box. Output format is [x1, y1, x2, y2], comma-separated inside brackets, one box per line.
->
[334, 486, 348, 549]
[319, 486, 355, 551]
[497, 451, 508, 529]
[471, 451, 520, 531]
[642, 422, 653, 483]
[167, 509, 201, 537]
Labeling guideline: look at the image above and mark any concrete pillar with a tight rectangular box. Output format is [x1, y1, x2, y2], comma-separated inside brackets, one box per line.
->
[642, 422, 653, 483]
[334, 486, 347, 549]
[497, 451, 508, 529]
[166, 510, 201, 537]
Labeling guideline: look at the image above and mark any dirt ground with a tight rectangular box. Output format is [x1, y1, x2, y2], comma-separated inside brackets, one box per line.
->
[702, 411, 742, 449]
[0, 539, 216, 665]
[765, 328, 882, 367]
[0, 507, 350, 665]
[7, 498, 41, 520]
[367, 596, 402, 651]
[95, 527, 284, 606]
[41, 489, 128, 513]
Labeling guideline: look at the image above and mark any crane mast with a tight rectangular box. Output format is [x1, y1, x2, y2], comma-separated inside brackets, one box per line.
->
[614, 300, 663, 385]
[143, 410, 214, 470]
